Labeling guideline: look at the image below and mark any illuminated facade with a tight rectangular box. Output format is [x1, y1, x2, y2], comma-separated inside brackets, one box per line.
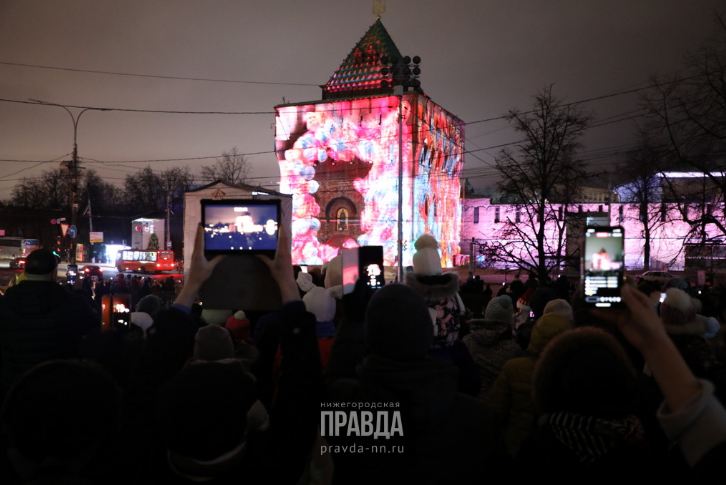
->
[462, 198, 726, 272]
[275, 19, 464, 267]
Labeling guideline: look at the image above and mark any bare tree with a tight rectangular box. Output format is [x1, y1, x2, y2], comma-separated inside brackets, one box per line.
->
[123, 166, 163, 214]
[482, 85, 592, 279]
[642, 13, 726, 240]
[123, 166, 194, 215]
[11, 170, 69, 210]
[201, 147, 250, 186]
[614, 132, 674, 270]
[82, 169, 122, 213]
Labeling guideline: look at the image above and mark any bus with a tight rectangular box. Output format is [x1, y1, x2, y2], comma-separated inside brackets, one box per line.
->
[0, 237, 40, 260]
[116, 249, 176, 273]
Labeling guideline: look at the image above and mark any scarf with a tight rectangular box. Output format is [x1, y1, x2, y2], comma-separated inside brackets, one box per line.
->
[539, 412, 644, 465]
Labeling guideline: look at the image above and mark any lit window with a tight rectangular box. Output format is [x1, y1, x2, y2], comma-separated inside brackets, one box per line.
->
[337, 208, 348, 231]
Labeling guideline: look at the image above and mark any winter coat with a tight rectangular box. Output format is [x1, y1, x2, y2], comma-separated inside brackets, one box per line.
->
[0, 280, 100, 394]
[485, 313, 572, 456]
[326, 354, 504, 484]
[463, 320, 523, 399]
[405, 272, 464, 347]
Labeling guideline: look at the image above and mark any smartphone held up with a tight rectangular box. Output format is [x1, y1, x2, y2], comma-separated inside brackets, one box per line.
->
[581, 226, 625, 307]
[341, 246, 385, 295]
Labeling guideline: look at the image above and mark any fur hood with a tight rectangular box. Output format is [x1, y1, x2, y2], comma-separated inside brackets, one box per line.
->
[404, 271, 459, 301]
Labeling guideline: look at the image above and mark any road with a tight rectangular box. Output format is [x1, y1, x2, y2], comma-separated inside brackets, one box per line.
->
[0, 262, 182, 289]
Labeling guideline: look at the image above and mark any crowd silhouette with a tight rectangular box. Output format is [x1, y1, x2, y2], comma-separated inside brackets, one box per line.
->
[0, 228, 724, 483]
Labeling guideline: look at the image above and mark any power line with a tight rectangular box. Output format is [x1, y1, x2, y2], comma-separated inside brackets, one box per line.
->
[0, 60, 321, 87]
[0, 98, 275, 115]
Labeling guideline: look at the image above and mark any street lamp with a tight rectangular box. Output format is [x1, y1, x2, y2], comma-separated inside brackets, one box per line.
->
[30, 99, 105, 264]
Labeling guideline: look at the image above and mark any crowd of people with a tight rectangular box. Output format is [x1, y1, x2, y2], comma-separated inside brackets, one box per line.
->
[0, 227, 725, 483]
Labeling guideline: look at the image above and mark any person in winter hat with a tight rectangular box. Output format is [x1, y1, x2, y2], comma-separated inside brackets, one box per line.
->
[486, 312, 573, 456]
[405, 234, 479, 395]
[463, 295, 523, 398]
[325, 283, 504, 484]
[543, 299, 574, 323]
[190, 324, 270, 438]
[226, 310, 254, 345]
[298, 272, 337, 370]
[660, 288, 723, 380]
[516, 327, 660, 479]
[405, 234, 465, 347]
[271, 272, 337, 400]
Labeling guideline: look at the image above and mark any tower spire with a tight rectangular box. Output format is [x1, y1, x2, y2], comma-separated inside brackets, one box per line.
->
[373, 0, 385, 19]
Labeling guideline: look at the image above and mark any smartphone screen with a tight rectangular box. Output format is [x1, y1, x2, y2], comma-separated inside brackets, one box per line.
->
[300, 265, 308, 274]
[359, 246, 384, 290]
[582, 226, 625, 307]
[67, 264, 77, 285]
[342, 246, 384, 295]
[201, 199, 280, 257]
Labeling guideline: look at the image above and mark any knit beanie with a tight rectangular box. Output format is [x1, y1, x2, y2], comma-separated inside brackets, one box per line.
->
[24, 248, 58, 275]
[201, 309, 233, 326]
[533, 327, 637, 419]
[303, 286, 336, 323]
[225, 311, 252, 345]
[660, 287, 705, 335]
[194, 324, 235, 362]
[484, 295, 514, 324]
[412, 234, 442, 276]
[664, 278, 690, 292]
[529, 287, 559, 321]
[543, 299, 574, 323]
[365, 283, 433, 361]
[136, 294, 163, 318]
[660, 288, 696, 325]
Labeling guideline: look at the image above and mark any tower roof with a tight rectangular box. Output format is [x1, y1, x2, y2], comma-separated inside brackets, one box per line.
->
[323, 19, 415, 100]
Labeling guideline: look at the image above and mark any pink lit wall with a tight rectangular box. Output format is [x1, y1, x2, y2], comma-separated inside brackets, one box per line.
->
[462, 199, 714, 271]
[275, 94, 464, 267]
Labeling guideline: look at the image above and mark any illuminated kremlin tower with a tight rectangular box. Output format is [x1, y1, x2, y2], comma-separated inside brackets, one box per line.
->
[275, 19, 464, 267]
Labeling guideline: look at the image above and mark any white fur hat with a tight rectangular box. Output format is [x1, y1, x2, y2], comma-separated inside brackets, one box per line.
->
[324, 255, 342, 289]
[412, 234, 442, 276]
[303, 286, 336, 323]
[296, 272, 316, 293]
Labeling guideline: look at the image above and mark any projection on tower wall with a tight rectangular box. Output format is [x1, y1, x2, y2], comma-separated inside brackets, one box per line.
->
[275, 94, 463, 267]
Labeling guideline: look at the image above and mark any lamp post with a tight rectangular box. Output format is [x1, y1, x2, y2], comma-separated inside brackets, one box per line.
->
[380, 55, 421, 282]
[30, 100, 103, 264]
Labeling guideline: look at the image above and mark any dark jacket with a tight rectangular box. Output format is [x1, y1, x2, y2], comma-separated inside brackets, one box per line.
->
[326, 354, 504, 484]
[132, 301, 322, 484]
[0, 280, 100, 394]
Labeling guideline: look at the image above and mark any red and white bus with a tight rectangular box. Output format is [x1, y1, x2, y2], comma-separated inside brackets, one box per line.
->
[116, 249, 176, 273]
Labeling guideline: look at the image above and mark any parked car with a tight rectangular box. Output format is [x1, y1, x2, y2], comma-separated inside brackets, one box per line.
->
[640, 271, 674, 284]
[81, 265, 104, 280]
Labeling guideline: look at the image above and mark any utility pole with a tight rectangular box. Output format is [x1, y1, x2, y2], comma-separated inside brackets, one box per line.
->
[379, 55, 421, 281]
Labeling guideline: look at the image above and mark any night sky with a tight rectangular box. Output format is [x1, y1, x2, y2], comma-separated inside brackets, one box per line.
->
[0, 0, 722, 201]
